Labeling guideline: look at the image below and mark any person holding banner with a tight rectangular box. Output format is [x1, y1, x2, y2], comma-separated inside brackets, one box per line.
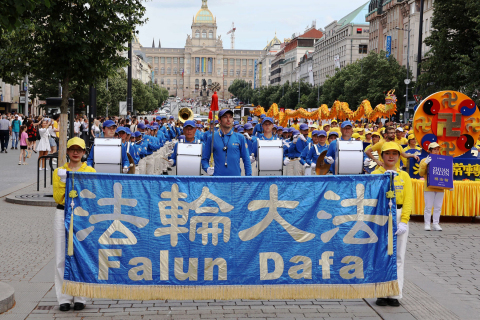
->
[202, 108, 252, 176]
[53, 138, 96, 312]
[418, 142, 444, 231]
[372, 142, 412, 307]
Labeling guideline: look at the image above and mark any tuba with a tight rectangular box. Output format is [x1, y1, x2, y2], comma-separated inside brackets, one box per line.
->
[178, 107, 194, 123]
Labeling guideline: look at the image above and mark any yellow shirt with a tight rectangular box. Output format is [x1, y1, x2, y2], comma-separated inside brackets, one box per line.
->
[418, 158, 445, 193]
[53, 120, 59, 138]
[395, 137, 408, 145]
[53, 162, 96, 205]
[292, 123, 300, 131]
[372, 167, 413, 223]
[401, 145, 421, 169]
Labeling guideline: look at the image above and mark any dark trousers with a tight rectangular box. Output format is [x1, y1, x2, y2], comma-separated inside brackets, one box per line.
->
[0, 130, 9, 151]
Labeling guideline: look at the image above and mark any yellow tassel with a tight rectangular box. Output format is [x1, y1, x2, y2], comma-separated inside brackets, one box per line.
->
[387, 209, 393, 256]
[68, 210, 74, 256]
[62, 280, 399, 301]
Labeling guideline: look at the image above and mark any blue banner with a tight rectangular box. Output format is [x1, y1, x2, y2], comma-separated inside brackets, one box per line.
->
[63, 174, 398, 300]
[386, 36, 391, 58]
[407, 148, 480, 181]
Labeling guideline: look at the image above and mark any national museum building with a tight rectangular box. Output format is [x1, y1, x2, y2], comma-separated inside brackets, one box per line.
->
[137, 0, 262, 99]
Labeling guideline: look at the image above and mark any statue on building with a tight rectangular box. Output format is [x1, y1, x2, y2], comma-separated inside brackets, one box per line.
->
[216, 35, 223, 46]
[186, 34, 192, 46]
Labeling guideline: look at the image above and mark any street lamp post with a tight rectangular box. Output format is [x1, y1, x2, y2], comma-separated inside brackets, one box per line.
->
[396, 25, 411, 119]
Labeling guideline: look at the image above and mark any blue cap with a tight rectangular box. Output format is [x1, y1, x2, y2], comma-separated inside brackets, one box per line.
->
[215, 119, 219, 124]
[299, 123, 309, 131]
[244, 123, 253, 130]
[133, 131, 142, 138]
[103, 120, 116, 128]
[283, 127, 290, 133]
[161, 116, 167, 120]
[237, 126, 244, 133]
[341, 121, 353, 128]
[318, 130, 327, 137]
[262, 117, 273, 124]
[218, 108, 233, 118]
[292, 129, 300, 136]
[252, 120, 258, 124]
[183, 120, 195, 128]
[137, 123, 146, 130]
[277, 126, 283, 131]
[156, 116, 162, 121]
[260, 114, 266, 118]
[125, 128, 132, 135]
[169, 116, 174, 119]
[312, 130, 320, 136]
[116, 126, 126, 133]
[247, 117, 252, 121]
[329, 131, 339, 137]
[234, 121, 239, 125]
[274, 125, 278, 129]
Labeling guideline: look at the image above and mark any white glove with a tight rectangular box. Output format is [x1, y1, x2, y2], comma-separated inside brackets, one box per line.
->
[325, 156, 334, 164]
[395, 222, 408, 236]
[425, 156, 432, 164]
[364, 158, 371, 167]
[250, 154, 256, 163]
[311, 163, 316, 170]
[284, 158, 290, 166]
[171, 123, 176, 128]
[168, 159, 174, 167]
[243, 133, 251, 140]
[292, 137, 298, 144]
[123, 166, 129, 174]
[57, 168, 67, 183]
[304, 163, 310, 168]
[207, 167, 215, 176]
[298, 134, 307, 142]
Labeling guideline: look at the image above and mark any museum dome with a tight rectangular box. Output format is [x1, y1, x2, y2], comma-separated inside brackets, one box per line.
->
[194, 0, 215, 24]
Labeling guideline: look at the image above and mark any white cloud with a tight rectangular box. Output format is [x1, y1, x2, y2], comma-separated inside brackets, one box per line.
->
[136, 0, 369, 50]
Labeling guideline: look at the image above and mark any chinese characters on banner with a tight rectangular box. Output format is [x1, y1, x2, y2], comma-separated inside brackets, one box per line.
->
[63, 173, 398, 300]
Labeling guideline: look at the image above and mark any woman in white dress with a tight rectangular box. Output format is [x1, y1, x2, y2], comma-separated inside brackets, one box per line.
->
[36, 120, 51, 170]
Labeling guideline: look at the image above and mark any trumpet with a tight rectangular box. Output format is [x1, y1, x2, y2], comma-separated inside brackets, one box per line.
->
[178, 107, 194, 123]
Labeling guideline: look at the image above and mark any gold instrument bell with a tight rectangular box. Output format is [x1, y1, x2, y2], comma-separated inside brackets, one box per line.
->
[179, 107, 194, 123]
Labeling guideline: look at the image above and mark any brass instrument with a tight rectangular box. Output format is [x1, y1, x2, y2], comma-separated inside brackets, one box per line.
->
[316, 150, 331, 175]
[126, 153, 136, 174]
[178, 107, 194, 123]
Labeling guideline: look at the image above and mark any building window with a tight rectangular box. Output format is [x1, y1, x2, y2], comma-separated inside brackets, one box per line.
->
[249, 59, 253, 66]
[242, 70, 246, 77]
[154, 57, 159, 63]
[242, 59, 247, 65]
[167, 57, 171, 64]
[173, 57, 177, 64]
[167, 79, 171, 85]
[230, 69, 234, 76]
[236, 59, 240, 65]
[224, 59, 228, 64]
[359, 45, 368, 54]
[161, 67, 165, 75]
[230, 80, 234, 86]
[180, 68, 184, 74]
[161, 78, 164, 85]
[230, 59, 234, 65]
[147, 57, 153, 63]
[167, 68, 171, 75]
[173, 79, 177, 85]
[161, 57, 165, 64]
[249, 69, 253, 76]
[154, 67, 158, 75]
[224, 80, 227, 87]
[217, 69, 221, 76]
[224, 69, 228, 76]
[180, 79, 183, 85]
[208, 79, 212, 86]
[209, 31, 213, 38]
[187, 68, 190, 74]
[180, 58, 184, 64]
[236, 69, 240, 76]
[187, 58, 190, 64]
[202, 30, 207, 38]
[195, 30, 200, 38]
[173, 68, 177, 74]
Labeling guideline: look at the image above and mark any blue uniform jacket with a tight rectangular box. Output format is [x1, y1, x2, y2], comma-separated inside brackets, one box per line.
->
[253, 123, 263, 136]
[125, 142, 140, 165]
[87, 141, 129, 168]
[288, 138, 310, 159]
[299, 142, 313, 165]
[201, 129, 252, 176]
[306, 143, 328, 165]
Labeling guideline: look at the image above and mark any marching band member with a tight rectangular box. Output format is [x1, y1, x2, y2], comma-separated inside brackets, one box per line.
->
[252, 117, 280, 173]
[86, 120, 129, 173]
[327, 131, 338, 144]
[202, 108, 252, 176]
[253, 115, 265, 136]
[325, 121, 364, 174]
[133, 131, 146, 174]
[418, 142, 445, 231]
[168, 120, 202, 169]
[137, 123, 155, 175]
[306, 130, 329, 175]
[53, 137, 95, 312]
[195, 124, 204, 141]
[372, 142, 412, 307]
[287, 123, 311, 176]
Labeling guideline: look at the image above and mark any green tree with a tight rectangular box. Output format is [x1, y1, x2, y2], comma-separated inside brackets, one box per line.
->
[0, 0, 146, 165]
[0, 0, 50, 32]
[320, 51, 410, 110]
[417, 0, 480, 102]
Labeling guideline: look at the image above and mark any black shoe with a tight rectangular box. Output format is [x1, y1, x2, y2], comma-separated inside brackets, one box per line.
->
[375, 298, 388, 306]
[33, 150, 37, 153]
[4, 150, 7, 153]
[73, 303, 85, 311]
[59, 303, 71, 311]
[387, 298, 400, 307]
[10, 147, 14, 149]
[15, 147, 18, 149]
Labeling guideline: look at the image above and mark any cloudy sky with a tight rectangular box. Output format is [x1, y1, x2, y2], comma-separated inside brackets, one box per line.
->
[137, 0, 370, 50]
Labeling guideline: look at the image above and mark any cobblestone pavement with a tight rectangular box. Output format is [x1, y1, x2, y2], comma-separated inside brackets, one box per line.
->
[1, 180, 479, 320]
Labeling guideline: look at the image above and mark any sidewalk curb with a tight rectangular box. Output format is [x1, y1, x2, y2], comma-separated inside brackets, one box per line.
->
[0, 282, 15, 314]
[5, 193, 57, 207]
[0, 179, 40, 199]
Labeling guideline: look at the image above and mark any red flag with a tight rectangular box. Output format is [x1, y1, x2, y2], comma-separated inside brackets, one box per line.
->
[209, 110, 213, 120]
[210, 91, 219, 111]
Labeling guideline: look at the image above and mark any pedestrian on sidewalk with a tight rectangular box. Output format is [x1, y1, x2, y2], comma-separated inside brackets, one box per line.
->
[26, 119, 38, 156]
[19, 125, 28, 165]
[36, 120, 51, 170]
[372, 142, 413, 307]
[11, 114, 21, 149]
[53, 137, 95, 312]
[419, 142, 445, 231]
[0, 114, 12, 153]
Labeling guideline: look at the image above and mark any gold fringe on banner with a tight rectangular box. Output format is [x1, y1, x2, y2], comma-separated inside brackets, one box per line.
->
[63, 280, 399, 301]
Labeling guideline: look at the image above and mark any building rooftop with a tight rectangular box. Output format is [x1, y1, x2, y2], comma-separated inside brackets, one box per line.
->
[338, 1, 370, 26]
[194, 0, 215, 24]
